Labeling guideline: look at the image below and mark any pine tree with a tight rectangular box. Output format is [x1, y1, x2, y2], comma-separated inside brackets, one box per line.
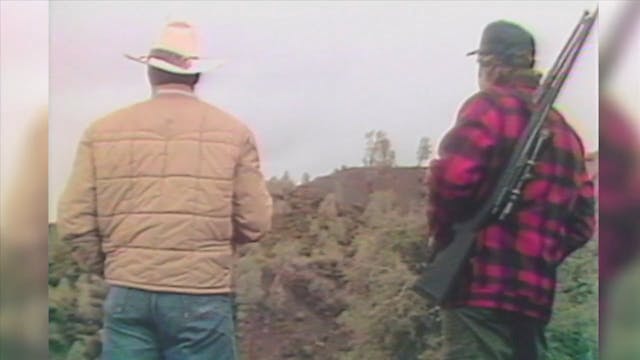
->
[363, 130, 376, 166]
[417, 137, 432, 165]
[363, 130, 396, 167]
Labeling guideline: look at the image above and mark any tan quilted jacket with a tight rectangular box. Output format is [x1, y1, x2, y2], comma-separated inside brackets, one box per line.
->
[57, 85, 272, 294]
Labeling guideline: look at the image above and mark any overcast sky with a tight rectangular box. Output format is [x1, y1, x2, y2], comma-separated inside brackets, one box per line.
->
[5, 1, 636, 221]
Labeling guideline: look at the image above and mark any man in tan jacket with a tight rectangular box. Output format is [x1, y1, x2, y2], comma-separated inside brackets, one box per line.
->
[57, 21, 272, 360]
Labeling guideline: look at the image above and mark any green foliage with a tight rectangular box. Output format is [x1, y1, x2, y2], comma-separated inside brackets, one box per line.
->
[602, 260, 640, 360]
[235, 244, 267, 309]
[338, 193, 436, 359]
[49, 226, 104, 360]
[547, 240, 598, 360]
[48, 187, 597, 360]
[49, 225, 80, 286]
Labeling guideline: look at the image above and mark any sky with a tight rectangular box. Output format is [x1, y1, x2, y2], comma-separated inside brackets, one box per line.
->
[47, 0, 606, 221]
[4, 0, 635, 222]
[0, 1, 633, 218]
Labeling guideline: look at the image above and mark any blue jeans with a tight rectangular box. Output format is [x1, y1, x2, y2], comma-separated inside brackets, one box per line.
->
[101, 286, 238, 360]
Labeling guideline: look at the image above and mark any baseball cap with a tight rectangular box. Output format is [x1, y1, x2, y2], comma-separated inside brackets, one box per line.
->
[467, 20, 536, 67]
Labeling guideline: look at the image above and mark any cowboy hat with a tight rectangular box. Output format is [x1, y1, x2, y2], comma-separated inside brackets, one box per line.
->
[125, 20, 225, 74]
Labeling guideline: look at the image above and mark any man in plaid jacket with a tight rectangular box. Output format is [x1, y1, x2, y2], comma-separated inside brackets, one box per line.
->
[426, 21, 596, 360]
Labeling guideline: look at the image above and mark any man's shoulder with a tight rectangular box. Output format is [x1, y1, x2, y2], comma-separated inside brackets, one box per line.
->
[197, 100, 245, 124]
[460, 90, 495, 108]
[549, 110, 586, 155]
[90, 99, 250, 132]
[456, 90, 507, 123]
[459, 88, 519, 112]
[88, 101, 148, 131]
[195, 100, 253, 139]
[77, 104, 132, 140]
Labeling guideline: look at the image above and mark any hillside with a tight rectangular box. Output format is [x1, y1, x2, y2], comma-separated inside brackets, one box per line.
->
[48, 166, 597, 360]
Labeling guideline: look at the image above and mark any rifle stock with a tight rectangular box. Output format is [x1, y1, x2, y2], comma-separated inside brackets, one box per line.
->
[412, 224, 476, 303]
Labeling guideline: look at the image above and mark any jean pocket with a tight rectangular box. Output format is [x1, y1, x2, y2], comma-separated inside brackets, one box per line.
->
[183, 295, 231, 317]
[102, 286, 130, 315]
[180, 295, 234, 332]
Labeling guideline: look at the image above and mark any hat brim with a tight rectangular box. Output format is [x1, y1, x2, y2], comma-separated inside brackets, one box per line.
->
[124, 54, 225, 74]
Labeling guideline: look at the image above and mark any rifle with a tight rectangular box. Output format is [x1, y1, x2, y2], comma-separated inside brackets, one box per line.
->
[412, 9, 598, 304]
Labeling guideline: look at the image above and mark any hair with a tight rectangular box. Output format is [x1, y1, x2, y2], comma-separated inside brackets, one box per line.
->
[147, 66, 200, 88]
[478, 53, 541, 87]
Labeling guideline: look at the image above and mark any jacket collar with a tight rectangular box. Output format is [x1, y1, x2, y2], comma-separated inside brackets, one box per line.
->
[152, 84, 197, 99]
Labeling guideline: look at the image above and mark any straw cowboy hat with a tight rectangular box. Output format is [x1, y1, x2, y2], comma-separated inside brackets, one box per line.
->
[125, 20, 225, 74]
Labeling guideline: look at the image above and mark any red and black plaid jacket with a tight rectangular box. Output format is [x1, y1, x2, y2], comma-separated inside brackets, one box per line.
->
[427, 74, 596, 322]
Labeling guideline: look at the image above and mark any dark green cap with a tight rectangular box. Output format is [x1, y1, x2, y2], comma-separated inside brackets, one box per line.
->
[467, 20, 536, 68]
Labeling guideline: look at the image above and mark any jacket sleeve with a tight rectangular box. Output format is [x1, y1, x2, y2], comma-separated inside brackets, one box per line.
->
[57, 127, 103, 274]
[427, 94, 502, 243]
[232, 131, 273, 244]
[559, 154, 596, 261]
